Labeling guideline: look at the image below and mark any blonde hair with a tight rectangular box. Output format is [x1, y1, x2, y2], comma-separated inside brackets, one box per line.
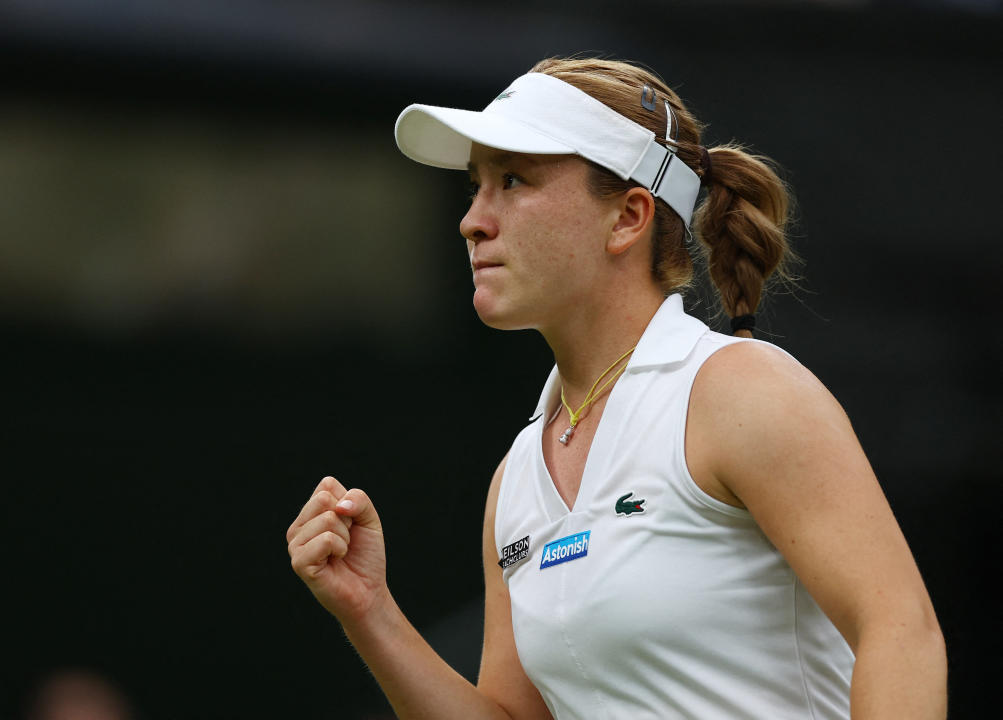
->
[530, 57, 795, 337]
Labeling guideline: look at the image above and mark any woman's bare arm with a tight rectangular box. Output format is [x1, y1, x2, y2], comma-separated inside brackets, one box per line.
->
[286, 469, 548, 719]
[687, 342, 947, 719]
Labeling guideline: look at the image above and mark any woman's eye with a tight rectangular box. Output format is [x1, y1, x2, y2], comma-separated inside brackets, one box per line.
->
[502, 173, 522, 189]
[467, 174, 520, 200]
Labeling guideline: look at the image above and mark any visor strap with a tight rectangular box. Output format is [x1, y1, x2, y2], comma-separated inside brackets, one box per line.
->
[632, 141, 701, 228]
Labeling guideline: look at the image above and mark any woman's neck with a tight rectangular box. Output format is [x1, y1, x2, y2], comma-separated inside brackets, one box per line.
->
[541, 287, 664, 406]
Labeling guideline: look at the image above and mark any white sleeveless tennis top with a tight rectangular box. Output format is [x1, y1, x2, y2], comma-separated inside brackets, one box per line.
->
[495, 294, 854, 719]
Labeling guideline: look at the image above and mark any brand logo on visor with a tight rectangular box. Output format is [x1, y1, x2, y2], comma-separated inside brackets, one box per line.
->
[495, 90, 516, 100]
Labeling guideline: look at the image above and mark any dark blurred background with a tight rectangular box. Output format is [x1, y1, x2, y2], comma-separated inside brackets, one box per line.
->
[1, 1, 999, 718]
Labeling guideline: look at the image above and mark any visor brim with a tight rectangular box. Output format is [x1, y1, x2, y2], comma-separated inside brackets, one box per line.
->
[394, 104, 576, 170]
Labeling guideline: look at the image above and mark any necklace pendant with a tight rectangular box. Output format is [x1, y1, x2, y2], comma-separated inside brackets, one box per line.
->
[559, 425, 575, 445]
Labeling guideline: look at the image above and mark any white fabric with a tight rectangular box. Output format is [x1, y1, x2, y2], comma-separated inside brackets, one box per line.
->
[395, 73, 702, 228]
[495, 294, 854, 719]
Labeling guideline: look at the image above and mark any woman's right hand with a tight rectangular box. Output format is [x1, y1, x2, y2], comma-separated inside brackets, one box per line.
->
[286, 476, 388, 623]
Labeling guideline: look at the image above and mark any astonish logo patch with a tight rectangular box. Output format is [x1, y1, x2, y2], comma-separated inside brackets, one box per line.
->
[539, 531, 591, 570]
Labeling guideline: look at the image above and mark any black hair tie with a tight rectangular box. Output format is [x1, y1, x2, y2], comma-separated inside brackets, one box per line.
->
[699, 146, 713, 187]
[730, 314, 756, 334]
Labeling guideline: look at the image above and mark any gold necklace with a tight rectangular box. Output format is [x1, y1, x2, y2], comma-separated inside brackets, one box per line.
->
[558, 344, 637, 446]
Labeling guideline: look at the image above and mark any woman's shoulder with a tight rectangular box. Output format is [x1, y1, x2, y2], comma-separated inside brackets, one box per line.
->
[688, 335, 853, 497]
[694, 335, 824, 402]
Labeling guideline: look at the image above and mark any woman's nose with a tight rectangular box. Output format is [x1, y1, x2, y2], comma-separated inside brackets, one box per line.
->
[460, 194, 499, 244]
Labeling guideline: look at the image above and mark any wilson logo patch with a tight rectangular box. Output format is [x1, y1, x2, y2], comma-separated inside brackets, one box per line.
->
[498, 535, 530, 569]
[539, 531, 591, 570]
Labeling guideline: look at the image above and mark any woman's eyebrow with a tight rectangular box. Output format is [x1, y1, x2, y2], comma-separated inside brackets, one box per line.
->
[467, 152, 517, 175]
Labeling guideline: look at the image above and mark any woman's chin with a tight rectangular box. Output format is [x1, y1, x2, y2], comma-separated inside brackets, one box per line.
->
[472, 292, 529, 331]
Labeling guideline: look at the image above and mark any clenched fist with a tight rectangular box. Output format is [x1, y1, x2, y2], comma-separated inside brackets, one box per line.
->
[286, 476, 388, 623]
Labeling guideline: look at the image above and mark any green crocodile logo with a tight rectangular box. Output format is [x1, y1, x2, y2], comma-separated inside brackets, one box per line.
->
[615, 492, 646, 516]
[495, 90, 516, 100]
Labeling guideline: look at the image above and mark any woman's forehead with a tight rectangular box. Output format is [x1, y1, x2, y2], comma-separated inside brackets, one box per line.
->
[467, 145, 576, 174]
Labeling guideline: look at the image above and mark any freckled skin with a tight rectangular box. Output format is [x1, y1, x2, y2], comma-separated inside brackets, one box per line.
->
[461, 145, 618, 333]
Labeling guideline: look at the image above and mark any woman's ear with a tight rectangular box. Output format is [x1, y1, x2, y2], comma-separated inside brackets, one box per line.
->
[607, 187, 656, 256]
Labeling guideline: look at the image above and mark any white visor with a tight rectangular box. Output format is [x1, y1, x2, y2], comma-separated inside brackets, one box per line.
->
[394, 72, 701, 228]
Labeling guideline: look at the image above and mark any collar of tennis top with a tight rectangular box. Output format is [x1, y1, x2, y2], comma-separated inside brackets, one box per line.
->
[394, 72, 702, 229]
[530, 294, 707, 422]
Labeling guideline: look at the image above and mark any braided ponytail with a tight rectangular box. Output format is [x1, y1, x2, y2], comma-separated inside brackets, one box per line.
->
[693, 145, 794, 338]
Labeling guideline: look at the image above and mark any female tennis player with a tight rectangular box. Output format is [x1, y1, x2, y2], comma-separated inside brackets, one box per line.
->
[286, 57, 946, 719]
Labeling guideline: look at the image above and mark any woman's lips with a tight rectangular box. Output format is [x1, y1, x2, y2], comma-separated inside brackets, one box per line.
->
[472, 260, 503, 272]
